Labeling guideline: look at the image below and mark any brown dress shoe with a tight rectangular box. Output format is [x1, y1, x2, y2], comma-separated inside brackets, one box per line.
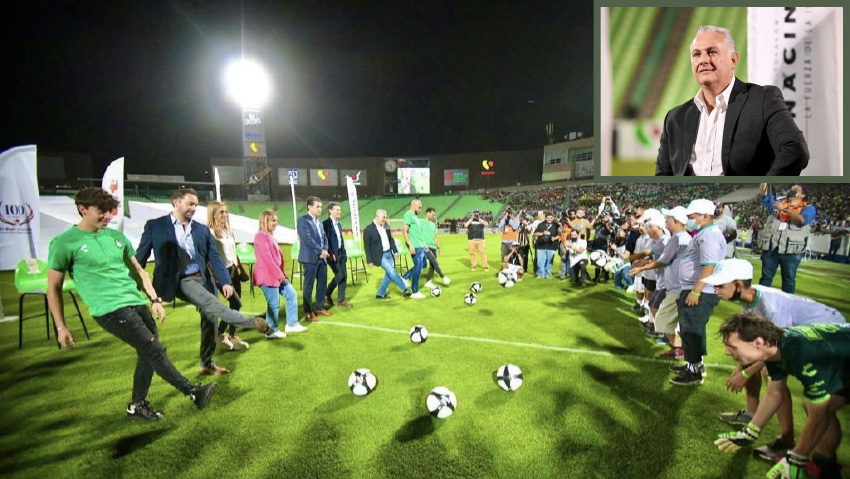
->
[307, 312, 319, 322]
[199, 364, 231, 376]
[337, 301, 353, 308]
[315, 309, 332, 317]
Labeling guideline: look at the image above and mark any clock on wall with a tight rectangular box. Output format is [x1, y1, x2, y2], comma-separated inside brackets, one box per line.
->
[384, 159, 397, 173]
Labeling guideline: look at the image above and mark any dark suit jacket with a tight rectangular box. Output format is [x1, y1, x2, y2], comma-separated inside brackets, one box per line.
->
[135, 215, 231, 302]
[363, 222, 398, 266]
[322, 217, 346, 261]
[656, 78, 809, 176]
[297, 213, 328, 264]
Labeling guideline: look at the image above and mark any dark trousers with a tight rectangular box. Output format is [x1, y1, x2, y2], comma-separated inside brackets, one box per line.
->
[93, 305, 193, 402]
[301, 260, 328, 313]
[571, 259, 589, 285]
[519, 246, 529, 274]
[425, 249, 445, 281]
[326, 252, 347, 301]
[760, 249, 803, 294]
[216, 265, 242, 336]
[677, 290, 720, 364]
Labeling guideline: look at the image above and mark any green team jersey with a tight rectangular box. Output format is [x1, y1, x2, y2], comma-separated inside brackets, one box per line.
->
[421, 220, 438, 249]
[48, 226, 146, 317]
[766, 323, 850, 403]
[403, 210, 425, 248]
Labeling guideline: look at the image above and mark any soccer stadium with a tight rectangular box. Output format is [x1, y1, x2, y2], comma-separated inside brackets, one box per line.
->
[2, 151, 849, 479]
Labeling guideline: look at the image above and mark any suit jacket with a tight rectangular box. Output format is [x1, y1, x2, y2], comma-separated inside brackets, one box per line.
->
[297, 213, 328, 264]
[253, 230, 285, 287]
[656, 78, 809, 176]
[135, 215, 230, 302]
[322, 217, 346, 261]
[363, 222, 398, 266]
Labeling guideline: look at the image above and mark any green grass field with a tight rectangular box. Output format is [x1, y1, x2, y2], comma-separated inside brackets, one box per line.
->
[1, 235, 849, 479]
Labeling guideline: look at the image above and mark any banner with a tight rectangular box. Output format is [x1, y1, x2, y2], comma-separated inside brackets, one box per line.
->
[346, 175, 361, 244]
[214, 167, 221, 201]
[289, 171, 298, 244]
[101, 157, 124, 231]
[0, 145, 39, 270]
[748, 7, 843, 176]
[600, 6, 613, 175]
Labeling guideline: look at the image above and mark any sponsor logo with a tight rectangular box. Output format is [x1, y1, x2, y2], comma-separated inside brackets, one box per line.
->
[80, 244, 89, 253]
[244, 132, 263, 139]
[250, 143, 259, 153]
[318, 170, 329, 180]
[115, 239, 123, 249]
[480, 160, 496, 176]
[0, 202, 35, 226]
[244, 112, 262, 125]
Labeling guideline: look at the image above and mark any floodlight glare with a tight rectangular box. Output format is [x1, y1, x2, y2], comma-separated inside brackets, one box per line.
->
[224, 59, 271, 109]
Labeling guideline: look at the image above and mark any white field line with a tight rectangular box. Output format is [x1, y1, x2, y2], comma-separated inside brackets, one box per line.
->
[319, 321, 736, 371]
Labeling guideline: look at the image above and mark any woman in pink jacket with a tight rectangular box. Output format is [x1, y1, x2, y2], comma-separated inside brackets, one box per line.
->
[254, 210, 306, 338]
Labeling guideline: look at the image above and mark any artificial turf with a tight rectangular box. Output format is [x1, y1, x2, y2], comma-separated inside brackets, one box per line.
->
[1, 234, 849, 479]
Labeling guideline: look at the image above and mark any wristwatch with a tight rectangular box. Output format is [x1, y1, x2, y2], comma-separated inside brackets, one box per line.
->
[151, 297, 163, 304]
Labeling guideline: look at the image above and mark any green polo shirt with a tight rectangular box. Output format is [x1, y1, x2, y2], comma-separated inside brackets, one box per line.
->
[766, 323, 850, 403]
[403, 210, 425, 249]
[421, 220, 438, 249]
[48, 226, 147, 317]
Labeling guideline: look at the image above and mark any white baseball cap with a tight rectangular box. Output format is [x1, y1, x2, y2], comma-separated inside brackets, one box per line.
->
[702, 259, 754, 286]
[662, 206, 688, 226]
[646, 214, 667, 229]
[685, 199, 716, 216]
[637, 208, 661, 223]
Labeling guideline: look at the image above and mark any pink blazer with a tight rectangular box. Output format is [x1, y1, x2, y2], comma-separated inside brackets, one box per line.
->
[253, 230, 286, 287]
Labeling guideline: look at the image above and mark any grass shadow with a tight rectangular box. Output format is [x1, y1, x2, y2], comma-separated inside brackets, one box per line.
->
[112, 427, 171, 459]
[394, 414, 436, 442]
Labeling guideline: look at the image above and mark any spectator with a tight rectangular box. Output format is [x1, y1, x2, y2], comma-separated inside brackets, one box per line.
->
[756, 184, 816, 294]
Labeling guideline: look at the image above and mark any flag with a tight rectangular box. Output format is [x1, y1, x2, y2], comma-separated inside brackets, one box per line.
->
[346, 175, 361, 244]
[290, 175, 298, 244]
[748, 7, 843, 176]
[101, 157, 124, 231]
[600, 7, 613, 176]
[214, 167, 221, 201]
[0, 145, 39, 270]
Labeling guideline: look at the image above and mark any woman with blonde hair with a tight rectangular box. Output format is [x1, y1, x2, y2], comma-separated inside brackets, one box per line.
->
[254, 210, 305, 338]
[207, 201, 250, 349]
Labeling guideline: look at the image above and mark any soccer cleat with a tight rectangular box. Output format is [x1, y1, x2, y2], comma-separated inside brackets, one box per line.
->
[265, 330, 287, 339]
[753, 437, 796, 463]
[231, 335, 249, 349]
[189, 383, 218, 410]
[284, 324, 307, 333]
[219, 333, 235, 351]
[719, 409, 754, 426]
[410, 292, 427, 299]
[424, 281, 436, 289]
[669, 369, 704, 386]
[442, 276, 451, 285]
[127, 400, 163, 421]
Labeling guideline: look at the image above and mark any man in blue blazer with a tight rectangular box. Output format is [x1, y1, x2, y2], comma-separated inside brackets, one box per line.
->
[297, 196, 331, 321]
[136, 188, 269, 376]
[323, 202, 352, 308]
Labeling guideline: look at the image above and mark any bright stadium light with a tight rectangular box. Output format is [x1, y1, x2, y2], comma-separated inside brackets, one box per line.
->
[224, 58, 271, 109]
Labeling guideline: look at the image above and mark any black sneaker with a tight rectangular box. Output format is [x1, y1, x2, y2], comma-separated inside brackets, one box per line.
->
[403, 289, 412, 298]
[189, 383, 218, 410]
[375, 294, 390, 300]
[325, 294, 334, 308]
[668, 363, 707, 377]
[753, 437, 796, 463]
[126, 400, 163, 421]
[669, 368, 704, 386]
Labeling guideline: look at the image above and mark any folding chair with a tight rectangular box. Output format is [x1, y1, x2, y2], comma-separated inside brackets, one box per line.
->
[344, 238, 369, 284]
[394, 238, 411, 274]
[236, 242, 256, 297]
[289, 242, 304, 289]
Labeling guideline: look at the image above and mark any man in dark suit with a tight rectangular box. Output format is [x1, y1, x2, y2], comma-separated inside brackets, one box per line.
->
[364, 209, 412, 299]
[656, 26, 809, 176]
[322, 202, 352, 308]
[297, 196, 331, 321]
[136, 188, 269, 376]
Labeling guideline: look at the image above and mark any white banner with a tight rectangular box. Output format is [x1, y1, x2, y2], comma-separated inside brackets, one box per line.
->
[0, 145, 40, 270]
[289, 173, 298, 244]
[101, 157, 124, 231]
[748, 7, 843, 176]
[600, 7, 613, 175]
[214, 167, 221, 201]
[346, 175, 360, 244]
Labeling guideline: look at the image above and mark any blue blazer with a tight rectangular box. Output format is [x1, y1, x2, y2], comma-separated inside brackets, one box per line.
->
[322, 217, 346, 259]
[135, 215, 231, 302]
[297, 213, 328, 264]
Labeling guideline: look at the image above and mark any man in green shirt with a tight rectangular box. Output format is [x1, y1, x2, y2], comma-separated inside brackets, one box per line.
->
[716, 313, 849, 479]
[421, 207, 450, 289]
[47, 187, 217, 421]
[401, 199, 427, 298]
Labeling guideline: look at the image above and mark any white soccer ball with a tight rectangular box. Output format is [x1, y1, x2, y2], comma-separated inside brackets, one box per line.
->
[590, 250, 608, 267]
[604, 257, 624, 273]
[504, 279, 515, 288]
[348, 369, 377, 396]
[430, 286, 441, 297]
[426, 386, 457, 419]
[470, 282, 482, 293]
[496, 364, 524, 391]
[409, 325, 429, 344]
[464, 293, 478, 306]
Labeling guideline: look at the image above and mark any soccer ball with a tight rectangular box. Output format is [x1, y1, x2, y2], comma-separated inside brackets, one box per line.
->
[504, 279, 515, 288]
[496, 364, 523, 391]
[426, 386, 457, 419]
[464, 293, 478, 306]
[604, 257, 624, 273]
[589, 250, 609, 268]
[348, 369, 377, 396]
[430, 286, 441, 297]
[498, 271, 508, 285]
[409, 325, 429, 344]
[470, 281, 482, 293]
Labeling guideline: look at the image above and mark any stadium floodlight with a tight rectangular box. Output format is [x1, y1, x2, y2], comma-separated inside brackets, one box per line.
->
[224, 58, 271, 109]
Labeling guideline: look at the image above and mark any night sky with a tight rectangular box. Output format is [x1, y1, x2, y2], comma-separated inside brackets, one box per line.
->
[1, 1, 593, 179]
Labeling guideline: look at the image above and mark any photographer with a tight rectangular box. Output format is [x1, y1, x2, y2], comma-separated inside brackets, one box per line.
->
[464, 209, 490, 272]
[558, 217, 574, 280]
[497, 209, 521, 260]
[756, 184, 816, 294]
[597, 195, 621, 219]
[534, 212, 561, 279]
[501, 241, 525, 280]
[589, 211, 616, 283]
[517, 215, 532, 273]
[564, 230, 589, 286]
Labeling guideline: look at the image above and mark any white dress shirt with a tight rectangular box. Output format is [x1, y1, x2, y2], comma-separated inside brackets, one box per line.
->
[689, 77, 736, 176]
[374, 221, 391, 251]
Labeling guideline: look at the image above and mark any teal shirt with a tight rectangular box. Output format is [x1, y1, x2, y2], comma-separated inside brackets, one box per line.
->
[403, 210, 425, 248]
[421, 220, 438, 249]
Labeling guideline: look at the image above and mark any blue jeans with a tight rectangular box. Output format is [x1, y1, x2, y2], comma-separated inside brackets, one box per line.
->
[378, 251, 408, 297]
[261, 281, 298, 332]
[759, 249, 803, 294]
[402, 248, 427, 292]
[537, 249, 555, 278]
[614, 265, 634, 289]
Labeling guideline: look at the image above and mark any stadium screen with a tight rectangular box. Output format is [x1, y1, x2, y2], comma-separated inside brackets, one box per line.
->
[443, 169, 469, 186]
[396, 158, 430, 194]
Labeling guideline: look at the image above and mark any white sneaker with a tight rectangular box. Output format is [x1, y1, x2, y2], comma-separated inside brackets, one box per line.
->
[231, 335, 249, 349]
[424, 281, 436, 289]
[219, 333, 235, 350]
[265, 330, 287, 339]
[410, 292, 427, 299]
[284, 324, 308, 333]
[638, 314, 651, 324]
[442, 276, 451, 285]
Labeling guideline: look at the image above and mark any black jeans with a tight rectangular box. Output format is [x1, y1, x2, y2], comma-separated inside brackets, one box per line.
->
[216, 265, 242, 336]
[676, 290, 721, 364]
[93, 305, 193, 402]
[425, 249, 445, 281]
[571, 259, 589, 285]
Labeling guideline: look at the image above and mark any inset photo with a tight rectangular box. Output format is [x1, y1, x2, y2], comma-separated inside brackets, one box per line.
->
[599, 6, 843, 177]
